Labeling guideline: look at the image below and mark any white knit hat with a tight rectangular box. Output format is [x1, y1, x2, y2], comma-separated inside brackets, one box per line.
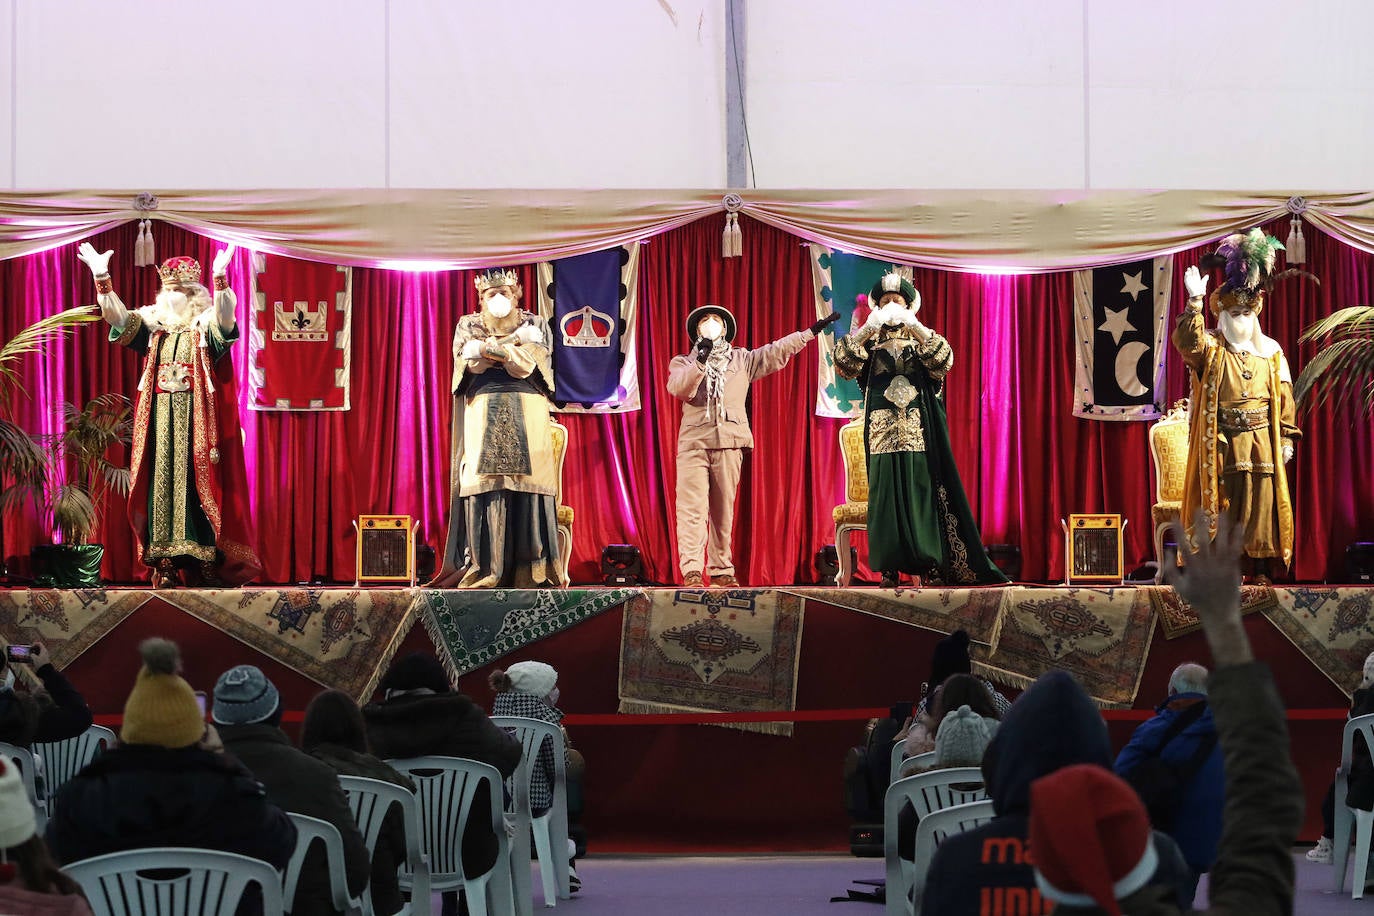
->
[0, 758, 36, 849]
[506, 661, 558, 698]
[934, 705, 999, 767]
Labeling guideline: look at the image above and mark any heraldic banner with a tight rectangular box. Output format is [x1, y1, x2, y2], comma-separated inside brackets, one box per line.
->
[537, 244, 641, 412]
[249, 253, 353, 411]
[1072, 256, 1173, 421]
[809, 246, 898, 418]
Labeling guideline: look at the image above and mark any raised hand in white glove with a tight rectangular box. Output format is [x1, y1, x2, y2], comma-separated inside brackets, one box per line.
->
[461, 339, 484, 361]
[1184, 265, 1209, 299]
[1282, 444, 1295, 464]
[864, 303, 888, 328]
[212, 244, 236, 277]
[514, 324, 544, 346]
[78, 242, 114, 279]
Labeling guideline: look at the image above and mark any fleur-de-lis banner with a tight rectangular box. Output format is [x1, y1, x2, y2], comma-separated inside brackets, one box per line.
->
[248, 254, 352, 411]
[809, 245, 895, 418]
[536, 244, 641, 413]
[1072, 256, 1173, 421]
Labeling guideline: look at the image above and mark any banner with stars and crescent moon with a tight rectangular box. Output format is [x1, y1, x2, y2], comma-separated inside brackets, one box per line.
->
[1072, 255, 1173, 421]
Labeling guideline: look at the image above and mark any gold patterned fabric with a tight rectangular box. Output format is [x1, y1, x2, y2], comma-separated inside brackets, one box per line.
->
[832, 503, 868, 526]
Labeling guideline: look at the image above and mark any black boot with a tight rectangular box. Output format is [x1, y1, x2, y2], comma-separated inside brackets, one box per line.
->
[880, 570, 899, 589]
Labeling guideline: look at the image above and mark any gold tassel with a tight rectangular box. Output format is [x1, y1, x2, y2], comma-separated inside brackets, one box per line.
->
[1286, 216, 1306, 264]
[730, 213, 743, 257]
[133, 221, 147, 267]
[143, 220, 156, 267]
[721, 213, 735, 259]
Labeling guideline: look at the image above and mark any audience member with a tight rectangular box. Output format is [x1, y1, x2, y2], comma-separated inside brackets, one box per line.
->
[0, 641, 92, 749]
[1027, 510, 1303, 914]
[214, 666, 369, 916]
[46, 639, 296, 906]
[898, 630, 1010, 759]
[301, 689, 416, 916]
[0, 757, 91, 915]
[364, 653, 520, 916]
[1113, 662, 1223, 906]
[489, 661, 584, 891]
[919, 667, 1192, 912]
[1306, 649, 1374, 865]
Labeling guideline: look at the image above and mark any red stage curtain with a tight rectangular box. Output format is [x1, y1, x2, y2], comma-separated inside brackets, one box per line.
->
[1, 215, 1370, 585]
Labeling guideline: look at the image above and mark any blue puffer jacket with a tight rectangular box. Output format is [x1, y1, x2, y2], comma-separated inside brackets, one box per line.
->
[1114, 692, 1225, 872]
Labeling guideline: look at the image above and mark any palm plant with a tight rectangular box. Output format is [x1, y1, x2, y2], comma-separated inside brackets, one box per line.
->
[50, 393, 133, 544]
[1294, 306, 1374, 412]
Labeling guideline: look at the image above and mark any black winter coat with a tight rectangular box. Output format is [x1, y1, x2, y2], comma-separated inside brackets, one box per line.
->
[363, 692, 521, 875]
[219, 724, 370, 916]
[45, 743, 296, 870]
[0, 664, 93, 748]
[309, 743, 416, 916]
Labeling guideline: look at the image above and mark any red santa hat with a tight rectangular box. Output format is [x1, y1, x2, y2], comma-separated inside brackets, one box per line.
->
[1028, 764, 1158, 916]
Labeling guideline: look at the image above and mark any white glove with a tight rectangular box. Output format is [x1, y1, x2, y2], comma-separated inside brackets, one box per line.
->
[212, 244, 236, 277]
[461, 339, 483, 361]
[514, 324, 545, 346]
[1184, 265, 1209, 299]
[898, 310, 919, 328]
[1283, 444, 1295, 464]
[77, 242, 113, 279]
[864, 304, 887, 328]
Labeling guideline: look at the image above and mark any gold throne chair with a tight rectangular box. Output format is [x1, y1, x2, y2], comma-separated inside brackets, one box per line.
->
[549, 420, 573, 588]
[1149, 399, 1190, 583]
[832, 419, 868, 586]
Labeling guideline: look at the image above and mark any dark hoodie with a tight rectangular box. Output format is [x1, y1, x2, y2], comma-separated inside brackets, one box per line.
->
[920, 671, 1192, 915]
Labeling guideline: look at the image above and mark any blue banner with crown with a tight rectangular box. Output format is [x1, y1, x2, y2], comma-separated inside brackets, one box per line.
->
[536, 245, 641, 413]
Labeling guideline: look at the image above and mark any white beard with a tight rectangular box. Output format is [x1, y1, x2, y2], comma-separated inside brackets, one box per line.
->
[142, 285, 214, 332]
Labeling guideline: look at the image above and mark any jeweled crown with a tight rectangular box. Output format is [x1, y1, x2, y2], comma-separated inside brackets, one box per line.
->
[157, 256, 202, 290]
[474, 268, 521, 293]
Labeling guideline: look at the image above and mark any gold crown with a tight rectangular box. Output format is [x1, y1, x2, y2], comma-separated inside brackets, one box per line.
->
[474, 268, 521, 293]
[157, 256, 202, 289]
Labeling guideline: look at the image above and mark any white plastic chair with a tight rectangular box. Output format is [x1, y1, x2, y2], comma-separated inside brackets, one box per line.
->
[339, 774, 433, 916]
[386, 756, 515, 916]
[1333, 713, 1374, 895]
[0, 740, 47, 832]
[33, 723, 116, 810]
[884, 768, 988, 916]
[894, 750, 936, 783]
[282, 812, 364, 915]
[491, 715, 571, 911]
[65, 847, 285, 916]
[908, 799, 996, 915]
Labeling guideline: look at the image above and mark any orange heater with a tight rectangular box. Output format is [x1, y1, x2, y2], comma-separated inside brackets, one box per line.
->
[354, 515, 415, 586]
[1061, 514, 1127, 585]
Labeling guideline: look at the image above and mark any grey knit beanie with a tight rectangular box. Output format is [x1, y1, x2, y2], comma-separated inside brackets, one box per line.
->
[934, 704, 998, 767]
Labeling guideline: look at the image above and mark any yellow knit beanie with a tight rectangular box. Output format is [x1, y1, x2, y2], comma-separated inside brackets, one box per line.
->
[121, 638, 204, 749]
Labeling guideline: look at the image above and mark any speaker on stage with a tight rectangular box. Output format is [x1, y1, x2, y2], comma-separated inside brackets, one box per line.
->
[1347, 542, 1374, 584]
[815, 544, 856, 584]
[354, 515, 415, 586]
[601, 545, 644, 585]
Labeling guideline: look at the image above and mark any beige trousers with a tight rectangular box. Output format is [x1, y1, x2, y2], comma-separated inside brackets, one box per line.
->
[675, 446, 743, 578]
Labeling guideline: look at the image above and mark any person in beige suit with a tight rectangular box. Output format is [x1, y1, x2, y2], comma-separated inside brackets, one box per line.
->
[667, 304, 839, 587]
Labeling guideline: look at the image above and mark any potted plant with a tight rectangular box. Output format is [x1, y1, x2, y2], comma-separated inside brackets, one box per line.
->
[0, 306, 127, 586]
[1295, 305, 1374, 411]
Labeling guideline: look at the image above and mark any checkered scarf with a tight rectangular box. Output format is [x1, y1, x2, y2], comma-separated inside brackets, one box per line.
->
[493, 691, 565, 814]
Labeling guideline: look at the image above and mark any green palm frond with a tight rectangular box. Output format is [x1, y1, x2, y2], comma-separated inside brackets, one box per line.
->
[0, 418, 46, 517]
[51, 484, 96, 545]
[1294, 337, 1374, 411]
[0, 306, 102, 408]
[1299, 306, 1374, 344]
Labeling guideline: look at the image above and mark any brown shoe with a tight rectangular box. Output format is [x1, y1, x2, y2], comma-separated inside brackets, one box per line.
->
[683, 572, 704, 588]
[710, 574, 740, 588]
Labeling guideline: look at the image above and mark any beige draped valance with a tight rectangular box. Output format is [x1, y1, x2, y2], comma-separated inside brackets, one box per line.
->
[3, 189, 1374, 271]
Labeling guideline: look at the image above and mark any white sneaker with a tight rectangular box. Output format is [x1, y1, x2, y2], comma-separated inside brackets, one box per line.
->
[1307, 836, 1333, 864]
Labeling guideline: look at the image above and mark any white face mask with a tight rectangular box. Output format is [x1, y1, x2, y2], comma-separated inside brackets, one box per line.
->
[1219, 311, 1256, 348]
[881, 304, 907, 326]
[485, 294, 513, 319]
[699, 318, 724, 341]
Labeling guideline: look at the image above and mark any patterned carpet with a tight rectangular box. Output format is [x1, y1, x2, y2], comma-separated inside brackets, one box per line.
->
[0, 589, 151, 668]
[1263, 587, 1374, 698]
[974, 586, 1156, 708]
[618, 589, 805, 736]
[784, 587, 1004, 648]
[420, 587, 640, 678]
[1147, 583, 1278, 639]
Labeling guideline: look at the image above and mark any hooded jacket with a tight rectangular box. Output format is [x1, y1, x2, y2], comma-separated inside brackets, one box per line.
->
[920, 671, 1191, 915]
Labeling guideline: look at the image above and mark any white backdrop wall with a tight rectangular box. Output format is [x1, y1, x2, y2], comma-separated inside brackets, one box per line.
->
[3, 0, 1374, 190]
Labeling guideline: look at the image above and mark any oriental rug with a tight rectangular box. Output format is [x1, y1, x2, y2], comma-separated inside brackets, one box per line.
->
[160, 588, 417, 701]
[973, 586, 1155, 709]
[420, 587, 640, 678]
[785, 587, 1004, 649]
[618, 589, 804, 736]
[1263, 587, 1374, 698]
[1146, 583, 1278, 639]
[0, 589, 151, 669]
